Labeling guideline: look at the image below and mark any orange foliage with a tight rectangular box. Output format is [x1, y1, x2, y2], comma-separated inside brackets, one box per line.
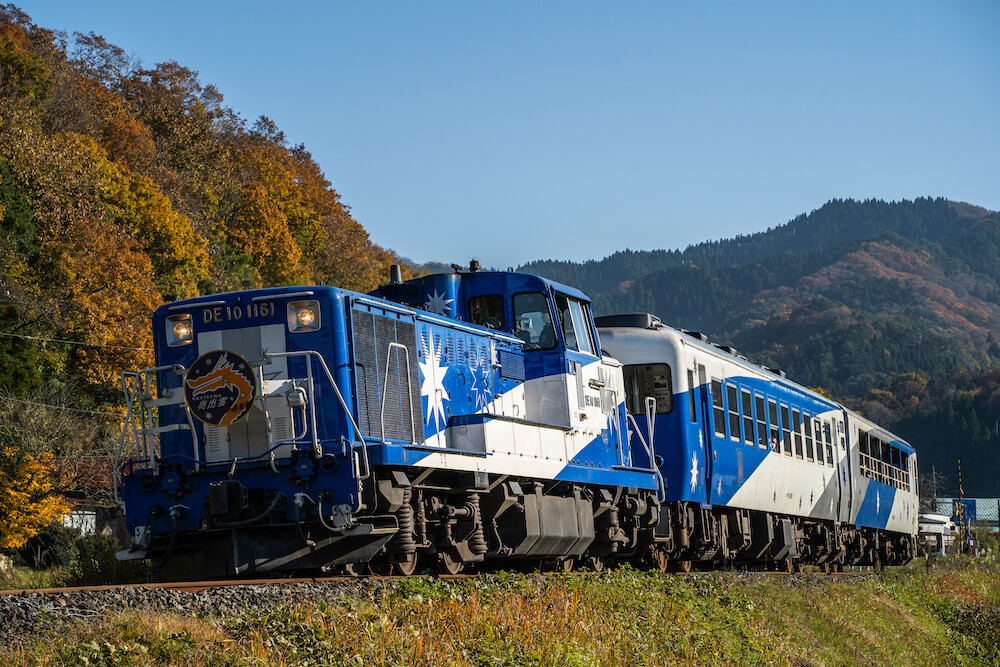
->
[0, 443, 70, 550]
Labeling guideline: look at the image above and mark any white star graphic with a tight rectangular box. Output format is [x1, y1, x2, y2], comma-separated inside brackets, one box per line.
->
[470, 365, 492, 411]
[876, 491, 881, 514]
[419, 338, 450, 432]
[690, 451, 700, 493]
[424, 289, 454, 315]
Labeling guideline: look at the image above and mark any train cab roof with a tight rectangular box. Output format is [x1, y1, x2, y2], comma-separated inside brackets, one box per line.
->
[370, 264, 591, 313]
[370, 262, 600, 355]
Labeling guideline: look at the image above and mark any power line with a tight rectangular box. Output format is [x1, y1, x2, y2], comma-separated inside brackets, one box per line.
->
[0, 330, 148, 351]
[0, 395, 124, 418]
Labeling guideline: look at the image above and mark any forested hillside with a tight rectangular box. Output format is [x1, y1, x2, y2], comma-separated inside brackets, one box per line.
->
[523, 198, 1000, 495]
[0, 6, 404, 461]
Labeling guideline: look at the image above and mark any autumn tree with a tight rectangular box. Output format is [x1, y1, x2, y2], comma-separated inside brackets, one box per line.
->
[0, 426, 69, 550]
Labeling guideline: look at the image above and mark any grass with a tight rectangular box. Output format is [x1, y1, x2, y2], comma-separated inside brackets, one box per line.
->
[2, 559, 1000, 666]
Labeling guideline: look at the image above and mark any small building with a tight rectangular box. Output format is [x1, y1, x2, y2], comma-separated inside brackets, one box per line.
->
[918, 513, 955, 557]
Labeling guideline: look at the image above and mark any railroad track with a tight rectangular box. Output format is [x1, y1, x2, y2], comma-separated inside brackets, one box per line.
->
[0, 565, 882, 596]
[0, 573, 475, 596]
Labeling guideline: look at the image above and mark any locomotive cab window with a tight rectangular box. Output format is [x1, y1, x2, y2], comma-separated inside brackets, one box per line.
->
[623, 364, 673, 415]
[468, 295, 505, 330]
[555, 294, 596, 356]
[512, 292, 557, 351]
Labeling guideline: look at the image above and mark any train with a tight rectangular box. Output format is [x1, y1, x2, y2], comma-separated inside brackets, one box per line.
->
[115, 262, 917, 577]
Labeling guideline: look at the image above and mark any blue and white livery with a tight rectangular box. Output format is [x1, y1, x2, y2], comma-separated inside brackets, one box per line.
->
[117, 265, 658, 576]
[597, 313, 918, 570]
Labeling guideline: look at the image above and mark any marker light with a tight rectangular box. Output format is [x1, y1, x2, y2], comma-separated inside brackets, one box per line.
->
[288, 300, 321, 332]
[166, 314, 193, 346]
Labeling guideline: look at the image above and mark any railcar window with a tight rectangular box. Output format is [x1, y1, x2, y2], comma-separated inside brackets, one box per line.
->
[791, 408, 803, 458]
[827, 441, 834, 466]
[780, 404, 792, 456]
[512, 292, 557, 351]
[858, 430, 870, 478]
[712, 379, 726, 437]
[880, 439, 891, 485]
[468, 295, 505, 330]
[687, 370, 697, 423]
[813, 418, 822, 464]
[890, 447, 901, 488]
[768, 399, 779, 452]
[623, 364, 673, 415]
[555, 294, 596, 355]
[755, 394, 767, 448]
[727, 383, 740, 442]
[804, 414, 814, 461]
[741, 389, 754, 446]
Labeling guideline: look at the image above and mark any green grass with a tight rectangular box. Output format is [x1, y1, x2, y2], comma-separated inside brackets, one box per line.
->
[3, 559, 1000, 666]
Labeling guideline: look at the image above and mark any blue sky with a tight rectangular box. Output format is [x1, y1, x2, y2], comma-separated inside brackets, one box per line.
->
[13, 1, 1000, 268]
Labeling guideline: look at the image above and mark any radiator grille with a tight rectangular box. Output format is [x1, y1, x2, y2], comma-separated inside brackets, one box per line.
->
[352, 309, 422, 443]
[499, 350, 525, 381]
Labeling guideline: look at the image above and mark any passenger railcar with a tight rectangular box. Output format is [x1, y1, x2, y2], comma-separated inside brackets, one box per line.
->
[596, 313, 918, 571]
[116, 264, 659, 577]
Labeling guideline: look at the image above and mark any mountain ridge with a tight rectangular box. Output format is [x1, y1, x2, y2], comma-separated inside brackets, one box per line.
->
[520, 197, 1000, 495]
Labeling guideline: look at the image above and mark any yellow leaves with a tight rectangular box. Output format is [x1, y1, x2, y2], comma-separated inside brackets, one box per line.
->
[228, 183, 306, 286]
[56, 217, 159, 386]
[0, 445, 69, 550]
[126, 175, 208, 300]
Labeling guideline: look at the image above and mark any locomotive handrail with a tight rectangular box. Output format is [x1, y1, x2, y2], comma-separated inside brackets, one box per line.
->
[116, 365, 197, 505]
[264, 350, 371, 483]
[379, 342, 418, 445]
[626, 412, 666, 501]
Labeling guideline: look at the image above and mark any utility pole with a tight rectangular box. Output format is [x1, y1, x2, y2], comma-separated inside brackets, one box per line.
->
[931, 466, 937, 512]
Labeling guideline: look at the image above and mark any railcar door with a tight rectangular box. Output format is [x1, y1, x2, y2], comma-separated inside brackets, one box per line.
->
[836, 411, 854, 523]
[697, 363, 713, 503]
[621, 362, 674, 471]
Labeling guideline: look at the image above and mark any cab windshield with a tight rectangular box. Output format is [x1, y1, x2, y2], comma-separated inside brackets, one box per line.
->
[512, 292, 557, 350]
[556, 294, 595, 355]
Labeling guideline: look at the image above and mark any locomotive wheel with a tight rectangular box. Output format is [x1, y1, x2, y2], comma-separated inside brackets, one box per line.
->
[557, 557, 575, 572]
[821, 562, 831, 574]
[675, 559, 693, 573]
[343, 562, 367, 577]
[784, 558, 794, 574]
[437, 551, 465, 575]
[652, 548, 670, 573]
[393, 552, 420, 576]
[584, 553, 606, 573]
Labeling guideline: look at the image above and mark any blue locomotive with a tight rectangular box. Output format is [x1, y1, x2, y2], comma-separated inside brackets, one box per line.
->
[116, 264, 917, 576]
[116, 263, 659, 576]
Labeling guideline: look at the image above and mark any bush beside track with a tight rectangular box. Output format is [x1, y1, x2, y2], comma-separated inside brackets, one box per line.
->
[1, 559, 998, 666]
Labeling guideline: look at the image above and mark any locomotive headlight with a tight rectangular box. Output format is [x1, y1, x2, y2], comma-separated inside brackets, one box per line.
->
[288, 300, 321, 332]
[297, 307, 316, 327]
[165, 314, 193, 346]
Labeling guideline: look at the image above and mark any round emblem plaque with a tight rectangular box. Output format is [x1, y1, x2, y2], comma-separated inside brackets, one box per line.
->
[183, 350, 258, 426]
